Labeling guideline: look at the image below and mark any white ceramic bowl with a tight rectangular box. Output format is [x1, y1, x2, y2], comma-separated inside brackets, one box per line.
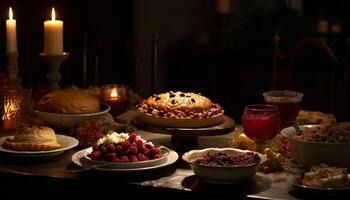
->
[281, 125, 350, 167]
[32, 104, 110, 127]
[83, 146, 169, 169]
[182, 148, 265, 184]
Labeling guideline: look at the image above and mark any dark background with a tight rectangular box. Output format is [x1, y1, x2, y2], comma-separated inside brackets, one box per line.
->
[0, 0, 349, 122]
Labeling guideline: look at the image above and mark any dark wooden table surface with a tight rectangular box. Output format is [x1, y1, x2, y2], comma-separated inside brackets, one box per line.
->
[0, 111, 346, 199]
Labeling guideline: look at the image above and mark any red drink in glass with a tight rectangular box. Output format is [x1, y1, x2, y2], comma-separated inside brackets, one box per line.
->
[263, 90, 303, 128]
[242, 104, 281, 142]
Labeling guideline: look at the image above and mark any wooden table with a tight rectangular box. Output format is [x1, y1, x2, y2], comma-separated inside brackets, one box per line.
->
[0, 111, 346, 199]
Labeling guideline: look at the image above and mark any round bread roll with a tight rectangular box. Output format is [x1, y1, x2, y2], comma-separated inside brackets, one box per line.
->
[2, 126, 61, 151]
[37, 89, 100, 114]
[138, 91, 224, 127]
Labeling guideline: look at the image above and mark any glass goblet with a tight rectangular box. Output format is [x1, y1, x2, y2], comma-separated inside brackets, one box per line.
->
[263, 90, 303, 128]
[242, 104, 281, 145]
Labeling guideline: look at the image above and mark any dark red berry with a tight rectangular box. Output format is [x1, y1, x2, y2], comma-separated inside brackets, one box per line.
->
[98, 145, 107, 154]
[129, 155, 138, 162]
[119, 156, 130, 162]
[149, 147, 160, 156]
[122, 140, 131, 149]
[90, 150, 101, 160]
[106, 143, 115, 152]
[153, 154, 162, 159]
[115, 145, 123, 154]
[112, 158, 120, 162]
[145, 143, 153, 149]
[128, 146, 139, 155]
[106, 153, 117, 161]
[137, 154, 149, 161]
[262, 165, 273, 174]
[128, 133, 137, 143]
[135, 139, 144, 146]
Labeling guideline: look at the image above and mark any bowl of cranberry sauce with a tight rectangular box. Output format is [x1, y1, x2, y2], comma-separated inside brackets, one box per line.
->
[182, 148, 265, 184]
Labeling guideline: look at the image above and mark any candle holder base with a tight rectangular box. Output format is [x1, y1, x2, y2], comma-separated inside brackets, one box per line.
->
[5, 52, 22, 89]
[39, 52, 69, 90]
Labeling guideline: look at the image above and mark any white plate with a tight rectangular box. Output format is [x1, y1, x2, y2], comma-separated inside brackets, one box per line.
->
[71, 147, 178, 173]
[0, 134, 79, 157]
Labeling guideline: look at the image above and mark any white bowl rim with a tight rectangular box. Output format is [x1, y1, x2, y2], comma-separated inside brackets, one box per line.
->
[182, 147, 264, 168]
[32, 103, 110, 117]
[281, 124, 350, 145]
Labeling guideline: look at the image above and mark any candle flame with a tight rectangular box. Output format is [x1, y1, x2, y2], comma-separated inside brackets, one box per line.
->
[110, 88, 118, 98]
[51, 7, 56, 21]
[9, 7, 13, 20]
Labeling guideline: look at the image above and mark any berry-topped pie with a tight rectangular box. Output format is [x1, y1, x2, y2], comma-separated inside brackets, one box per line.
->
[137, 91, 224, 127]
[2, 126, 62, 151]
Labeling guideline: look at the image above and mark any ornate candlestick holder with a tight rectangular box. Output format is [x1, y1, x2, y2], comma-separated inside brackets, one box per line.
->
[5, 52, 22, 88]
[39, 52, 69, 90]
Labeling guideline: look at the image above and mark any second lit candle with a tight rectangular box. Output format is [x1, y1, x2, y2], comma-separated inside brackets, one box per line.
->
[44, 8, 63, 55]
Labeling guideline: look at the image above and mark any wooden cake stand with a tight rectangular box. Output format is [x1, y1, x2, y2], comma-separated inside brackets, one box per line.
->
[131, 115, 235, 152]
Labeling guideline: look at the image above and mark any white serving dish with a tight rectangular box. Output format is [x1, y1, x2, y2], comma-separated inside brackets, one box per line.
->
[281, 125, 350, 167]
[182, 148, 265, 184]
[32, 104, 110, 127]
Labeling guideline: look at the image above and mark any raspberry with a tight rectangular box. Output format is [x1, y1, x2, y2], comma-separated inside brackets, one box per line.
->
[90, 150, 101, 160]
[112, 158, 120, 162]
[145, 143, 153, 149]
[138, 145, 148, 154]
[135, 139, 144, 146]
[106, 153, 117, 161]
[106, 143, 115, 153]
[122, 140, 131, 150]
[128, 133, 137, 143]
[119, 156, 130, 162]
[149, 147, 160, 156]
[137, 154, 149, 161]
[115, 145, 123, 154]
[129, 155, 138, 162]
[98, 145, 107, 154]
[128, 146, 139, 155]
[153, 154, 162, 159]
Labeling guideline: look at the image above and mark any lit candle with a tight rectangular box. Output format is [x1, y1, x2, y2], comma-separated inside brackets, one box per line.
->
[2, 97, 20, 129]
[110, 88, 118, 99]
[6, 7, 17, 53]
[216, 0, 231, 14]
[44, 8, 63, 55]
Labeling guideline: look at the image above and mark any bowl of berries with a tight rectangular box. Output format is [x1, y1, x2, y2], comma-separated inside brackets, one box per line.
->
[84, 132, 169, 169]
[182, 148, 265, 184]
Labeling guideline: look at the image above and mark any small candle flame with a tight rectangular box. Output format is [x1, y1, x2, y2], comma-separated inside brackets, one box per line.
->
[9, 7, 13, 20]
[51, 7, 56, 21]
[110, 88, 118, 98]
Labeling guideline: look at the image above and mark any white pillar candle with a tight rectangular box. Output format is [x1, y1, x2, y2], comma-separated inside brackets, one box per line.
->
[6, 7, 17, 53]
[44, 8, 63, 55]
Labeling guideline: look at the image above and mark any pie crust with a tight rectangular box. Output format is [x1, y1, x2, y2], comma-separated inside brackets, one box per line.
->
[2, 126, 62, 151]
[138, 91, 224, 127]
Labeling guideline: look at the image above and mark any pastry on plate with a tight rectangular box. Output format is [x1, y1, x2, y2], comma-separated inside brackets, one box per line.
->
[2, 126, 62, 151]
[302, 164, 350, 188]
[137, 91, 224, 127]
[37, 89, 100, 114]
[296, 110, 336, 125]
